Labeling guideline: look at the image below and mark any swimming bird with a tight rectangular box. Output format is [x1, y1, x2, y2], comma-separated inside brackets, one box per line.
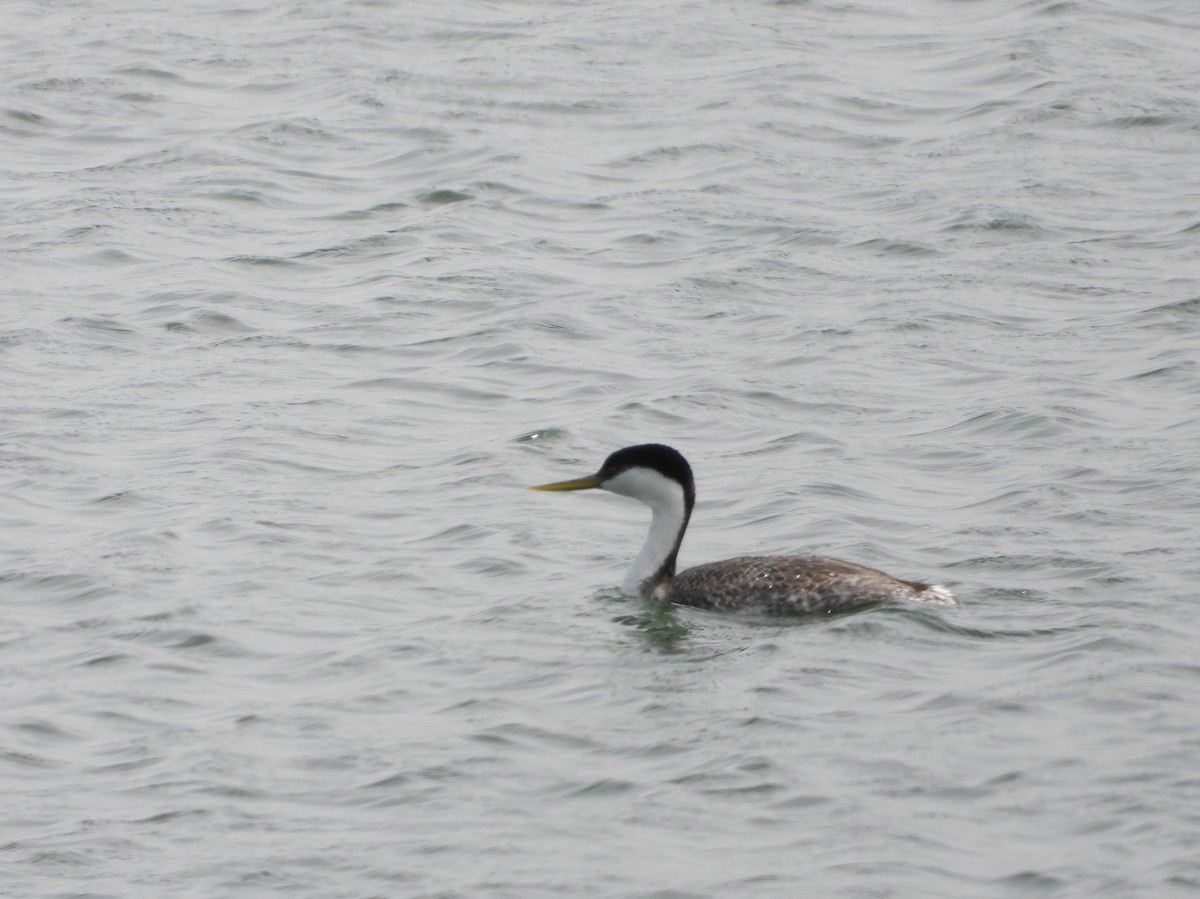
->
[530, 444, 957, 615]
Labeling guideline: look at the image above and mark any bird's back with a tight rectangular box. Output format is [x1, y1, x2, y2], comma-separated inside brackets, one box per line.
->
[664, 554, 953, 615]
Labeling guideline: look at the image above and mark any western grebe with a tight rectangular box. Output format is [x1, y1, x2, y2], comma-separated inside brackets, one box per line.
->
[531, 443, 957, 615]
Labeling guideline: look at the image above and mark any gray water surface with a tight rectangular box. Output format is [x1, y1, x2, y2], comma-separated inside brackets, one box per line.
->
[3, 0, 1200, 896]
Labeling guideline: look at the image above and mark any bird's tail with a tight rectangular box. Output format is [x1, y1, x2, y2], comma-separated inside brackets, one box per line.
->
[917, 583, 959, 606]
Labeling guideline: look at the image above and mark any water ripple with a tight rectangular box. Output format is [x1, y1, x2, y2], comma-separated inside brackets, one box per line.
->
[4, 0, 1200, 896]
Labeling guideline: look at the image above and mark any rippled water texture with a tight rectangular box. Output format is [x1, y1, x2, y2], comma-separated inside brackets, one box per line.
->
[4, 0, 1200, 896]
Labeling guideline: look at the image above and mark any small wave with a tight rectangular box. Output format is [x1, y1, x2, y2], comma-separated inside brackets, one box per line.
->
[418, 189, 474, 205]
[1090, 114, 1196, 130]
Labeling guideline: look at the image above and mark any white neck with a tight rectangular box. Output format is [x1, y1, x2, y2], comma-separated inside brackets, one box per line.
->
[602, 468, 690, 597]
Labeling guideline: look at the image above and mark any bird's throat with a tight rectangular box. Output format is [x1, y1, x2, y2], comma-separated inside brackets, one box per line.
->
[622, 495, 689, 598]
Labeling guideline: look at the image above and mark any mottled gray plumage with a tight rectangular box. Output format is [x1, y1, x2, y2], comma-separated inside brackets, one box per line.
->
[661, 555, 954, 615]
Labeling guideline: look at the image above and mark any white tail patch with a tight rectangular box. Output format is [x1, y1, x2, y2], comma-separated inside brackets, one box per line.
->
[916, 583, 959, 606]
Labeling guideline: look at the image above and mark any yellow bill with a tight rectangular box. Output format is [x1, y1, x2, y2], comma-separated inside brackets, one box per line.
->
[529, 475, 602, 491]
